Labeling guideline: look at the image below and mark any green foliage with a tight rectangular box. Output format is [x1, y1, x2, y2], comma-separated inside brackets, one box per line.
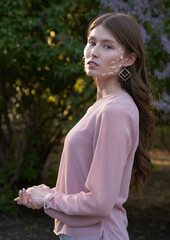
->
[0, 0, 101, 214]
[0, 187, 20, 215]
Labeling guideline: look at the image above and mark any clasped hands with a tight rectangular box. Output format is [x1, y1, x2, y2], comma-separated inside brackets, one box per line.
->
[14, 184, 51, 209]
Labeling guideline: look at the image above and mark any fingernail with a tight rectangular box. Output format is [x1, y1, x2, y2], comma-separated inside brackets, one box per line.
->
[19, 190, 22, 194]
[28, 192, 31, 196]
[22, 188, 25, 192]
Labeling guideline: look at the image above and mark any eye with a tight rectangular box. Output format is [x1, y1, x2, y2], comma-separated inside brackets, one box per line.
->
[104, 45, 112, 49]
[89, 41, 96, 46]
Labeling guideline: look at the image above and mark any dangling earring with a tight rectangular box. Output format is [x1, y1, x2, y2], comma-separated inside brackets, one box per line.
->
[118, 67, 132, 81]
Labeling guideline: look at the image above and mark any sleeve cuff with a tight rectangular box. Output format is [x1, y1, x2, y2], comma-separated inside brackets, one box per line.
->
[44, 192, 54, 209]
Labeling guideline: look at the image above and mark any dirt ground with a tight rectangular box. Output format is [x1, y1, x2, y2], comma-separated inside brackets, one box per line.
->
[0, 149, 169, 240]
[126, 149, 170, 240]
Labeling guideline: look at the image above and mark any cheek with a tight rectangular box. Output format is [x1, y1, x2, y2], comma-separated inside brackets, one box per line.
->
[101, 53, 124, 76]
[84, 45, 90, 58]
[83, 46, 90, 73]
[105, 54, 120, 68]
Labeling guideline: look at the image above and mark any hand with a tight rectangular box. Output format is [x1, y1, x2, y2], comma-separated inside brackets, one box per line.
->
[27, 184, 51, 207]
[14, 184, 51, 209]
[14, 188, 41, 209]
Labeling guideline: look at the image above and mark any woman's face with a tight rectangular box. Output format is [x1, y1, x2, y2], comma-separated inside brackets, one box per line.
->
[84, 25, 126, 79]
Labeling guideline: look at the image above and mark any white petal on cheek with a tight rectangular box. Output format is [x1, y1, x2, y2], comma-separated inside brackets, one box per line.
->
[101, 55, 124, 76]
[119, 47, 124, 54]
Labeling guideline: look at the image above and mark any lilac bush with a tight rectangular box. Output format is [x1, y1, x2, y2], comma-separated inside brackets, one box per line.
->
[161, 34, 170, 54]
[100, 0, 170, 118]
[153, 92, 170, 121]
[154, 62, 170, 80]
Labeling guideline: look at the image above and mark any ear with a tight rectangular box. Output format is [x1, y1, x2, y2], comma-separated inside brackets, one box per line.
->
[124, 52, 137, 67]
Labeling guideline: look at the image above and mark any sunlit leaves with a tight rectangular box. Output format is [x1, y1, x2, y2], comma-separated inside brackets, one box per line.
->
[0, 1, 101, 206]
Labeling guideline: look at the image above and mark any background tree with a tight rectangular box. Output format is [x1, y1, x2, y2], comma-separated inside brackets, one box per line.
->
[0, 0, 101, 213]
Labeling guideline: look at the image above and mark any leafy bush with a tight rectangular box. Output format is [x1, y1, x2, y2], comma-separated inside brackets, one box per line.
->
[0, 0, 100, 213]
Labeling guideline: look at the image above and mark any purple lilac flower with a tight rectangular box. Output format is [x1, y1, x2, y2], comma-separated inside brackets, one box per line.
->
[100, 0, 165, 28]
[161, 34, 170, 54]
[100, 0, 151, 23]
[140, 24, 152, 43]
[151, 12, 165, 28]
[159, 101, 170, 113]
[154, 62, 170, 80]
[163, 92, 170, 103]
[100, 0, 130, 13]
[131, 0, 151, 23]
[145, 9, 151, 22]
[152, 92, 170, 114]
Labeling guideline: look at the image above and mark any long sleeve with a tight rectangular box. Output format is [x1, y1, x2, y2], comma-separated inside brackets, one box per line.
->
[44, 103, 134, 227]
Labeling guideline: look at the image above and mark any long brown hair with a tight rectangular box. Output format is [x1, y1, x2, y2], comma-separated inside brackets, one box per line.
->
[88, 13, 154, 193]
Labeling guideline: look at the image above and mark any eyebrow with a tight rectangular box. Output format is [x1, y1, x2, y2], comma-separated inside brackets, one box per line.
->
[88, 36, 117, 44]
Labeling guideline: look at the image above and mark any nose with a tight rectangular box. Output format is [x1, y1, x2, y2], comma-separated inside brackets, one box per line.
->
[90, 44, 99, 58]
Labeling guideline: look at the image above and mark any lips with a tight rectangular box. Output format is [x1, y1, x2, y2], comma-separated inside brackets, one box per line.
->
[87, 60, 99, 66]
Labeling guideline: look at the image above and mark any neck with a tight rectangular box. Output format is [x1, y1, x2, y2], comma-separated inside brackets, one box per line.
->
[96, 76, 123, 98]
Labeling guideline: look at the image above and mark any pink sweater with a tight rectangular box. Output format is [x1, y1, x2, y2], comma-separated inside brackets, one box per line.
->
[44, 90, 139, 240]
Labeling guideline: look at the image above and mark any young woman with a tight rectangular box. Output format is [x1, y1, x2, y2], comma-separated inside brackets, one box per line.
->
[14, 13, 154, 240]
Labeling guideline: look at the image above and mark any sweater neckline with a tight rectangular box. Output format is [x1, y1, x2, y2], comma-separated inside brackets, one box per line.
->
[92, 89, 127, 107]
[98, 89, 127, 101]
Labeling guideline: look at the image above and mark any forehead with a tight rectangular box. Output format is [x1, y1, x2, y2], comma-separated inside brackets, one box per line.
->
[88, 25, 118, 44]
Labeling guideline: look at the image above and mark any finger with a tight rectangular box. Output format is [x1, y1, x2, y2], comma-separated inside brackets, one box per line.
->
[20, 190, 31, 208]
[38, 184, 44, 187]
[27, 192, 41, 209]
[17, 190, 22, 204]
[27, 192, 33, 208]
[14, 196, 21, 205]
[19, 189, 24, 204]
[20, 188, 28, 205]
[14, 190, 22, 205]
[14, 197, 19, 201]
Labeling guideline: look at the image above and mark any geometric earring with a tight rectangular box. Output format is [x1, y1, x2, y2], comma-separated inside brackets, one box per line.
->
[118, 67, 132, 81]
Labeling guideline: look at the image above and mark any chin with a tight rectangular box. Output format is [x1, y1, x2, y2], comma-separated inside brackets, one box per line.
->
[85, 70, 100, 78]
[85, 71, 94, 77]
